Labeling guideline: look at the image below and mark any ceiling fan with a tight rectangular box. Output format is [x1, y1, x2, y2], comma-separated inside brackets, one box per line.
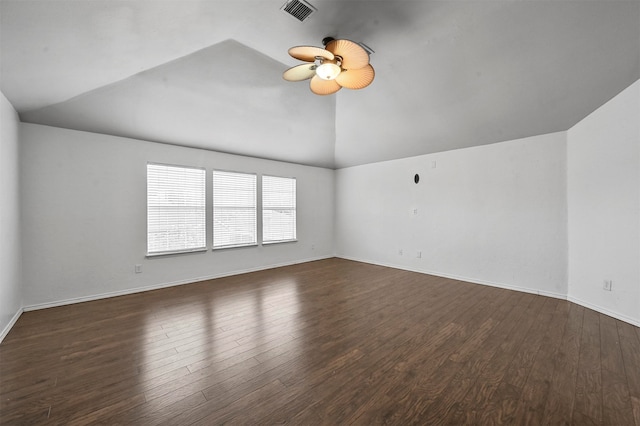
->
[283, 37, 375, 95]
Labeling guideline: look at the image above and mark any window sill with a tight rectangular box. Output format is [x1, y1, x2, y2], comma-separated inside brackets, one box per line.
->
[212, 243, 259, 251]
[263, 239, 298, 245]
[146, 248, 207, 258]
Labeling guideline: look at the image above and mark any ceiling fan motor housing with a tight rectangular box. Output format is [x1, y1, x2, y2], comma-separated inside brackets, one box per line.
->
[322, 36, 336, 46]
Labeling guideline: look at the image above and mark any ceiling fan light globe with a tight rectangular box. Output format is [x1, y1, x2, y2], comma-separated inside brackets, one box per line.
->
[316, 63, 341, 80]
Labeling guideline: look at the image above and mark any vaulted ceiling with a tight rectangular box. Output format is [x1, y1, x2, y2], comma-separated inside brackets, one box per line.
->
[1, 0, 638, 168]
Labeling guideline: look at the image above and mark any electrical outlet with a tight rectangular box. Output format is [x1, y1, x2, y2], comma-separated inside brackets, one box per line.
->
[399, 249, 403, 256]
[603, 280, 612, 291]
[135, 264, 142, 274]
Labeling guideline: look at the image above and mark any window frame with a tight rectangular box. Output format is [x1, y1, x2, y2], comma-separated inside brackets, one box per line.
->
[146, 162, 207, 257]
[212, 169, 258, 250]
[262, 174, 297, 245]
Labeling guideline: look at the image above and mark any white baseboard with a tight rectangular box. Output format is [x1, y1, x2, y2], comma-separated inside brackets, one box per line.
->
[0, 307, 24, 344]
[336, 255, 568, 300]
[23, 255, 334, 312]
[567, 295, 640, 327]
[337, 255, 640, 327]
[15, 255, 640, 330]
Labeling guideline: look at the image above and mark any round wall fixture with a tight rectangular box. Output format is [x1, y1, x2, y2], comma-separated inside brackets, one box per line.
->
[414, 174, 420, 184]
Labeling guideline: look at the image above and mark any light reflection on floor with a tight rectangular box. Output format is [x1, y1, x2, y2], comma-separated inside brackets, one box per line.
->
[140, 277, 302, 391]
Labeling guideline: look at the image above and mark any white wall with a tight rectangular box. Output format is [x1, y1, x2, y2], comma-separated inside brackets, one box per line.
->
[335, 132, 568, 298]
[567, 80, 640, 326]
[0, 91, 23, 341]
[12, 79, 640, 330]
[20, 123, 335, 308]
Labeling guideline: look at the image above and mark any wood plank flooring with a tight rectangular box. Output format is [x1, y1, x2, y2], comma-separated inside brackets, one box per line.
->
[1, 258, 639, 425]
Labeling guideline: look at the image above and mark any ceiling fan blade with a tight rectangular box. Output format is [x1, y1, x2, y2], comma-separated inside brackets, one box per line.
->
[288, 46, 334, 62]
[283, 64, 316, 81]
[325, 39, 370, 70]
[310, 75, 341, 95]
[336, 64, 375, 89]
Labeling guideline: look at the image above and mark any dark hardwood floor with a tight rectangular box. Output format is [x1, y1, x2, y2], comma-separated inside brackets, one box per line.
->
[1, 258, 639, 425]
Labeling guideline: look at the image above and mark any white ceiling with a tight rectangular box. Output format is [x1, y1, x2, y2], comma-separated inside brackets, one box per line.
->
[1, 0, 638, 168]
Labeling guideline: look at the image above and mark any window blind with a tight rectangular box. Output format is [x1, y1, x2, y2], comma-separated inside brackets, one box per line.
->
[263, 175, 297, 243]
[213, 170, 257, 248]
[147, 163, 206, 255]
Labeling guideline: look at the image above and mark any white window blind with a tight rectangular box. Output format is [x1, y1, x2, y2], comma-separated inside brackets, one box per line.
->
[213, 170, 257, 248]
[263, 175, 297, 243]
[147, 163, 206, 255]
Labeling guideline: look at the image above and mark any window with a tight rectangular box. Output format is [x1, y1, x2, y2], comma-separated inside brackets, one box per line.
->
[213, 170, 257, 248]
[147, 163, 206, 255]
[263, 175, 296, 243]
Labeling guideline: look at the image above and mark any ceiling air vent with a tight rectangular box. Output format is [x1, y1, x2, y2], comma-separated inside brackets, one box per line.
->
[281, 0, 317, 22]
